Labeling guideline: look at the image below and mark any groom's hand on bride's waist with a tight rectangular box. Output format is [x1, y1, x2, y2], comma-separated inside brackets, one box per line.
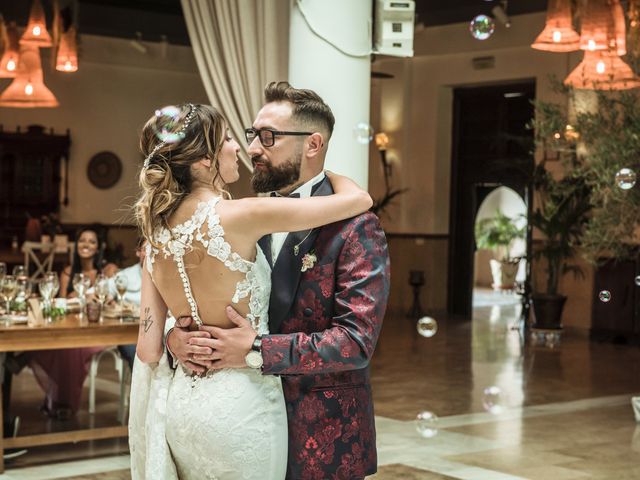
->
[166, 317, 216, 374]
[195, 306, 257, 370]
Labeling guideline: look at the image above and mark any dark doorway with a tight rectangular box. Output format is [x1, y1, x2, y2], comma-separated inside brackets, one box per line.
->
[448, 81, 535, 317]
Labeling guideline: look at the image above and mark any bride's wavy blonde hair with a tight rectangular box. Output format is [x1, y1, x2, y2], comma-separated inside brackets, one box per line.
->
[135, 103, 227, 248]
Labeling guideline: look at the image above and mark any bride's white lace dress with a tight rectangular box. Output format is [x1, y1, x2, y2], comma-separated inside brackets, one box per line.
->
[129, 197, 288, 480]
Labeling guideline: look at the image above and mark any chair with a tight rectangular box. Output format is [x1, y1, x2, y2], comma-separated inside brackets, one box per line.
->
[22, 241, 75, 280]
[22, 242, 55, 280]
[88, 347, 131, 424]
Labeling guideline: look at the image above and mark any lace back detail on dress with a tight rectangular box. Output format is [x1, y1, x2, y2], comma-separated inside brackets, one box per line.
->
[145, 197, 270, 334]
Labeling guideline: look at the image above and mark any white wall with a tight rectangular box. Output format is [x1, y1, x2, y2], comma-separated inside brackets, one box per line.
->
[0, 34, 210, 225]
[371, 12, 578, 234]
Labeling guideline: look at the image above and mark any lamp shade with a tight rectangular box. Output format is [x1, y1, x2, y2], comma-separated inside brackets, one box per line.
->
[611, 0, 626, 56]
[0, 44, 59, 107]
[579, 0, 616, 52]
[531, 0, 580, 52]
[564, 50, 640, 90]
[630, 0, 640, 54]
[56, 26, 78, 72]
[20, 0, 52, 47]
[0, 21, 19, 78]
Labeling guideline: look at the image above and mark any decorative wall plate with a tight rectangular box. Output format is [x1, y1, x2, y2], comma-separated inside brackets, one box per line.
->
[87, 151, 122, 189]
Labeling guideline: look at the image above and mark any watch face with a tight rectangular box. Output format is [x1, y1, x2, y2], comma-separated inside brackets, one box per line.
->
[245, 351, 263, 369]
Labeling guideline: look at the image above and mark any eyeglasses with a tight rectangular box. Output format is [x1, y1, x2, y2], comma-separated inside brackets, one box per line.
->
[244, 127, 312, 147]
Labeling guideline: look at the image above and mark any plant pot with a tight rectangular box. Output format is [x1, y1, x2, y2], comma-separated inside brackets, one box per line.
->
[489, 259, 519, 290]
[531, 294, 567, 329]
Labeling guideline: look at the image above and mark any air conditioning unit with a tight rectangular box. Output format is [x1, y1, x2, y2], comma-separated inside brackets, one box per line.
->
[374, 0, 415, 57]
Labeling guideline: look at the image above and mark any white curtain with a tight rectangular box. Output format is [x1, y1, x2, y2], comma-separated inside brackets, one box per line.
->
[181, 0, 290, 170]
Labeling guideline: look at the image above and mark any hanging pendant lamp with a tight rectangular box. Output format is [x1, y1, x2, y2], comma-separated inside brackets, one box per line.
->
[56, 26, 78, 72]
[579, 0, 615, 52]
[531, 0, 580, 52]
[20, 0, 52, 47]
[0, 21, 19, 78]
[564, 50, 640, 90]
[611, 0, 626, 56]
[0, 44, 59, 107]
[630, 0, 640, 55]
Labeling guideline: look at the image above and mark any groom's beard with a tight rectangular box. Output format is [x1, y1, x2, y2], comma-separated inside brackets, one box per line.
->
[251, 151, 302, 193]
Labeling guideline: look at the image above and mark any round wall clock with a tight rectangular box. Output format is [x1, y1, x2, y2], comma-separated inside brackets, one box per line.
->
[87, 151, 122, 189]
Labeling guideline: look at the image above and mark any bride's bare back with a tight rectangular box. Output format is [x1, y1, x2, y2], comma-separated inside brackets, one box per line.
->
[148, 194, 261, 330]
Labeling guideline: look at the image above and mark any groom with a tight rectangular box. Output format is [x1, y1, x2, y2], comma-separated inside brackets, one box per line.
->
[167, 82, 390, 479]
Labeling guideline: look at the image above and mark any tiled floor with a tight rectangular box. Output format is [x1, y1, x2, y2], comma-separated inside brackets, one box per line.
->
[3, 289, 640, 479]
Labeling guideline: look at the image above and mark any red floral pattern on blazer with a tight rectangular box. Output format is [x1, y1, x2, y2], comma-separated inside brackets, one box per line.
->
[262, 212, 390, 479]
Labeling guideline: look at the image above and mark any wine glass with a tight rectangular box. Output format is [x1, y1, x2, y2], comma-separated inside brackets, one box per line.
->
[13, 277, 29, 312]
[0, 275, 17, 318]
[12, 265, 26, 278]
[72, 273, 91, 310]
[45, 272, 60, 299]
[38, 276, 55, 321]
[114, 273, 128, 310]
[94, 274, 110, 322]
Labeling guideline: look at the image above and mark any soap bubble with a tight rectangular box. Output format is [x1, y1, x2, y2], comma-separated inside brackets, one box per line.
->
[416, 316, 438, 338]
[635, 276, 640, 287]
[353, 123, 374, 144]
[154, 105, 187, 143]
[615, 168, 636, 190]
[470, 15, 495, 40]
[598, 290, 611, 302]
[415, 411, 439, 438]
[482, 386, 505, 414]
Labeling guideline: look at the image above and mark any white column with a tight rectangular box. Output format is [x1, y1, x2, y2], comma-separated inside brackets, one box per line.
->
[288, 0, 371, 188]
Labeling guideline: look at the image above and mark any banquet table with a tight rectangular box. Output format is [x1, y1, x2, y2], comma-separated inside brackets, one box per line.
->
[0, 313, 138, 472]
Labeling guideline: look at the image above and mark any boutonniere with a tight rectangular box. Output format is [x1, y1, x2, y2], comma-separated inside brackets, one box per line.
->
[301, 250, 317, 272]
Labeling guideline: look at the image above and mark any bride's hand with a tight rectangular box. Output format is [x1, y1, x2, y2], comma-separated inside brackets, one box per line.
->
[325, 171, 372, 210]
[167, 319, 216, 374]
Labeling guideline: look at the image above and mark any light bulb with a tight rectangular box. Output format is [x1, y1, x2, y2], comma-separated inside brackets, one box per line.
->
[64, 61, 72, 71]
[588, 39, 596, 51]
[32, 25, 41, 36]
[552, 30, 562, 43]
[6, 59, 16, 71]
[25, 83, 34, 95]
[596, 61, 606, 74]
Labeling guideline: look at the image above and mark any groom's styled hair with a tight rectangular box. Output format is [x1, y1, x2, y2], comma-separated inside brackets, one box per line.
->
[264, 81, 335, 139]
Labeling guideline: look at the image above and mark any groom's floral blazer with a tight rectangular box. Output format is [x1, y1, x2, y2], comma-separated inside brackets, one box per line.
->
[259, 178, 390, 480]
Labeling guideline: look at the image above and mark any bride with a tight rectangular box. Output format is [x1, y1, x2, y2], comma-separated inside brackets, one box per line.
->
[128, 103, 372, 479]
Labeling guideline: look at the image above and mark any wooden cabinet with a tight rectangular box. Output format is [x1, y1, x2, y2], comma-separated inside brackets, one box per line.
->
[0, 125, 70, 244]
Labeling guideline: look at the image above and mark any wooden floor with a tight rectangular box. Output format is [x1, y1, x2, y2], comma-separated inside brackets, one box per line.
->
[3, 291, 640, 479]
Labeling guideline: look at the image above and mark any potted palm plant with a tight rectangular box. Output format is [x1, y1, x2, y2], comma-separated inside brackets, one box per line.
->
[529, 162, 591, 329]
[475, 209, 525, 290]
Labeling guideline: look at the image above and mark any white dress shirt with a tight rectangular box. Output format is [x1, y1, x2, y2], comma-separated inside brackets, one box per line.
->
[270, 171, 326, 262]
[108, 263, 142, 305]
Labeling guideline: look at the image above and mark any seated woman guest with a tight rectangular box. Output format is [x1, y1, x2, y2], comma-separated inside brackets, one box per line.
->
[27, 226, 117, 419]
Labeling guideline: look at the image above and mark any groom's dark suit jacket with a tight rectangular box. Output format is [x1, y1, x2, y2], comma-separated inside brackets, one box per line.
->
[259, 177, 390, 480]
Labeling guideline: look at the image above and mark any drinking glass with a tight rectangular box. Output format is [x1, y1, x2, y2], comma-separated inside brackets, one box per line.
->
[72, 273, 91, 310]
[94, 274, 110, 322]
[12, 265, 26, 278]
[13, 277, 29, 312]
[45, 272, 60, 299]
[114, 273, 128, 310]
[38, 278, 53, 321]
[0, 275, 17, 317]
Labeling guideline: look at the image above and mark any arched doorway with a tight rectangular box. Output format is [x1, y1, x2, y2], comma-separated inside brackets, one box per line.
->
[473, 186, 527, 306]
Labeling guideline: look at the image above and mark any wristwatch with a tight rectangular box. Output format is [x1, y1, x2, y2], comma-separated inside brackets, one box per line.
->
[245, 335, 263, 369]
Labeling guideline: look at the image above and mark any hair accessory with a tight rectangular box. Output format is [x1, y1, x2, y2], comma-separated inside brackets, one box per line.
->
[143, 103, 197, 169]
